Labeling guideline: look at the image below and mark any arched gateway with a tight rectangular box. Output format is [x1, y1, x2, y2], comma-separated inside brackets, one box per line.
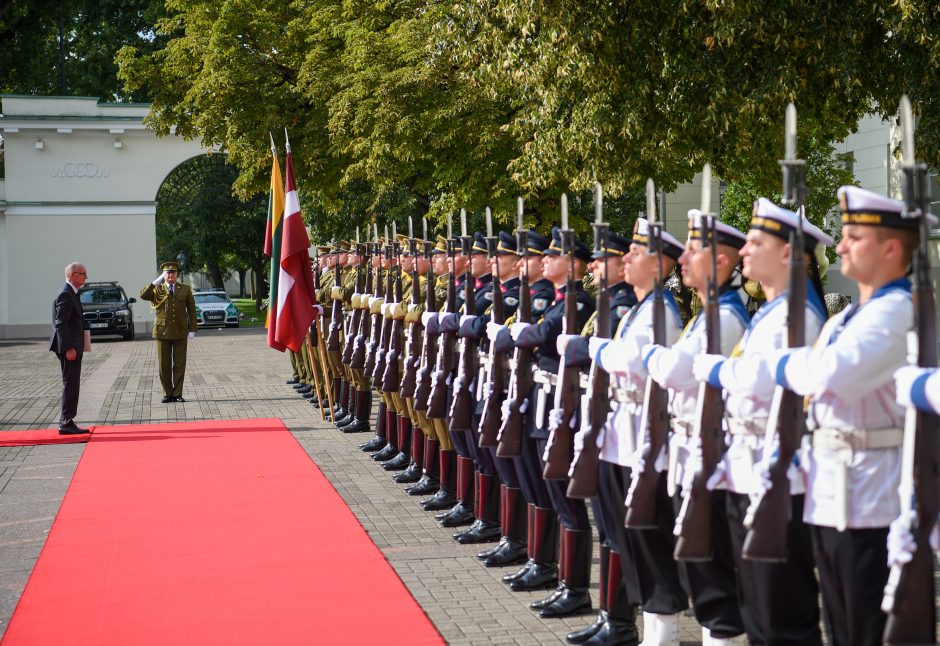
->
[0, 95, 210, 339]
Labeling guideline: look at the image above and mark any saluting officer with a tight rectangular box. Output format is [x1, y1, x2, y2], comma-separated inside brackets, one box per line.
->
[140, 261, 197, 403]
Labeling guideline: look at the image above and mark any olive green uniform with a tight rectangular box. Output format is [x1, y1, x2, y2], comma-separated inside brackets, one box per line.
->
[139, 282, 197, 398]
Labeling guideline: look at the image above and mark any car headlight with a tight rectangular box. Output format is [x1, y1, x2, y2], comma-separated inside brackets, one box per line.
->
[227, 304, 237, 315]
[116, 309, 130, 316]
[196, 306, 203, 313]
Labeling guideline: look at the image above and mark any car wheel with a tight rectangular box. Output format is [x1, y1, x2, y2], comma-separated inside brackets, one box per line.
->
[122, 327, 136, 341]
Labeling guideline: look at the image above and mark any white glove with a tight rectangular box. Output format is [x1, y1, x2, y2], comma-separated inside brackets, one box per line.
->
[421, 311, 436, 327]
[484, 382, 495, 399]
[705, 460, 727, 491]
[453, 375, 466, 392]
[313, 304, 324, 316]
[895, 365, 932, 409]
[887, 509, 918, 567]
[630, 443, 668, 474]
[486, 322, 507, 342]
[588, 336, 606, 361]
[556, 334, 579, 356]
[753, 461, 799, 494]
[368, 296, 379, 307]
[519, 397, 529, 413]
[510, 322, 531, 340]
[187, 331, 195, 340]
[693, 353, 725, 384]
[501, 399, 512, 420]
[152, 272, 166, 285]
[460, 314, 476, 327]
[547, 407, 564, 432]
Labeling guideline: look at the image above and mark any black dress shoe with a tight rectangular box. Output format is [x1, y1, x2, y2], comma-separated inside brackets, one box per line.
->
[509, 561, 558, 591]
[292, 383, 305, 390]
[477, 537, 508, 561]
[372, 443, 398, 462]
[286, 378, 300, 385]
[484, 539, 528, 567]
[583, 620, 639, 646]
[297, 385, 312, 394]
[438, 501, 474, 527]
[393, 463, 422, 483]
[566, 611, 608, 644]
[335, 413, 356, 427]
[174, 396, 186, 403]
[309, 397, 320, 407]
[302, 390, 316, 399]
[160, 396, 174, 403]
[539, 587, 592, 618]
[382, 452, 410, 471]
[341, 419, 370, 434]
[58, 425, 90, 435]
[420, 489, 457, 511]
[502, 560, 534, 583]
[359, 436, 386, 452]
[455, 520, 501, 544]
[405, 475, 439, 496]
[530, 585, 565, 610]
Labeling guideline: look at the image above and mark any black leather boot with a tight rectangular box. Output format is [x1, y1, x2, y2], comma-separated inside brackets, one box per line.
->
[484, 485, 528, 566]
[405, 437, 439, 495]
[393, 461, 422, 483]
[420, 448, 457, 511]
[532, 531, 567, 610]
[372, 408, 399, 461]
[286, 377, 300, 385]
[382, 415, 412, 471]
[502, 504, 536, 583]
[439, 501, 474, 526]
[302, 387, 317, 399]
[510, 505, 558, 591]
[393, 426, 426, 483]
[359, 400, 386, 451]
[539, 527, 592, 617]
[584, 549, 639, 646]
[336, 390, 358, 427]
[566, 544, 609, 643]
[455, 472, 501, 543]
[440, 457, 475, 527]
[297, 384, 312, 395]
[343, 389, 372, 433]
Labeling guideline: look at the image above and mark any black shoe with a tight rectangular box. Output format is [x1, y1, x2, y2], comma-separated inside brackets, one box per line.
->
[566, 611, 608, 644]
[292, 383, 305, 390]
[509, 561, 558, 591]
[161, 396, 174, 403]
[393, 463, 422, 483]
[286, 378, 300, 385]
[420, 489, 457, 511]
[405, 476, 439, 496]
[530, 585, 565, 610]
[174, 396, 186, 402]
[583, 620, 639, 646]
[359, 436, 386, 452]
[455, 520, 501, 544]
[341, 419, 370, 434]
[502, 560, 534, 584]
[382, 452, 410, 471]
[335, 413, 356, 427]
[539, 587, 592, 618]
[332, 406, 348, 418]
[439, 502, 475, 527]
[477, 537, 508, 561]
[301, 390, 316, 399]
[372, 444, 398, 462]
[297, 385, 312, 394]
[484, 539, 528, 567]
[58, 424, 90, 435]
[310, 397, 320, 407]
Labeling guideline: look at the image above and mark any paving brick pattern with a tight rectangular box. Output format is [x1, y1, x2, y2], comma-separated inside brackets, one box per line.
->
[1, 331, 714, 643]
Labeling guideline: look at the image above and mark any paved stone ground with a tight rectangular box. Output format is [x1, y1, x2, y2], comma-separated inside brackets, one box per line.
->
[0, 329, 705, 644]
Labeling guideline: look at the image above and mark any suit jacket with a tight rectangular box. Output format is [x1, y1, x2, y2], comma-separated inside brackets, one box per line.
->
[50, 283, 86, 355]
[139, 282, 197, 340]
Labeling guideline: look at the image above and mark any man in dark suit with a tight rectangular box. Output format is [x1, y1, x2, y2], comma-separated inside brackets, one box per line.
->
[50, 262, 91, 435]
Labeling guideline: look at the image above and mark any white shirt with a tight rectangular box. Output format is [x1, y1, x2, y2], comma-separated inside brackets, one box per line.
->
[781, 280, 911, 528]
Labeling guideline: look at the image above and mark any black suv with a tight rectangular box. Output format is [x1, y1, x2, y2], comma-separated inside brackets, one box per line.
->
[79, 282, 137, 340]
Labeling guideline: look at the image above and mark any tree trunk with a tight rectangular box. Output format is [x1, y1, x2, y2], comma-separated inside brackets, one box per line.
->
[206, 262, 225, 289]
[237, 269, 247, 297]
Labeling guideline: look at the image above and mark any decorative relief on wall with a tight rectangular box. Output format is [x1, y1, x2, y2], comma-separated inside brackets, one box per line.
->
[51, 162, 111, 178]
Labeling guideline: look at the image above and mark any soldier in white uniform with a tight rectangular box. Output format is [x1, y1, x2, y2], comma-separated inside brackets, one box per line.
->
[771, 186, 929, 645]
[692, 198, 830, 645]
[642, 210, 749, 645]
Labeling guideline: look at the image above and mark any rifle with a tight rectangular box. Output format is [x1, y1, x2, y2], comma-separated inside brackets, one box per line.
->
[568, 182, 608, 498]
[624, 179, 671, 529]
[399, 218, 424, 398]
[413, 225, 439, 412]
[497, 198, 534, 458]
[479, 207, 506, 447]
[381, 222, 405, 392]
[742, 103, 807, 561]
[674, 164, 723, 560]
[881, 95, 939, 645]
[362, 224, 386, 381]
[371, 224, 396, 387]
[341, 227, 364, 367]
[350, 227, 375, 371]
[448, 209, 477, 432]
[326, 242, 343, 354]
[427, 212, 459, 419]
[543, 193, 581, 479]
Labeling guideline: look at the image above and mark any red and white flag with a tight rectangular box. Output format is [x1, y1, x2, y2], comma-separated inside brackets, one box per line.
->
[274, 130, 317, 353]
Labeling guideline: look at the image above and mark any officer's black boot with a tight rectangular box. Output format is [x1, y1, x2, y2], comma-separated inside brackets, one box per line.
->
[330, 378, 346, 417]
[297, 384, 312, 395]
[502, 504, 536, 583]
[343, 389, 372, 433]
[539, 527, 592, 617]
[531, 531, 566, 610]
[372, 407, 399, 461]
[359, 399, 386, 451]
[393, 427, 425, 483]
[440, 457, 476, 527]
[567, 544, 609, 643]
[382, 416, 411, 471]
[335, 388, 357, 427]
[420, 448, 457, 511]
[510, 506, 558, 591]
[483, 485, 528, 566]
[456, 472, 502, 543]
[406, 437, 440, 495]
[584, 549, 639, 646]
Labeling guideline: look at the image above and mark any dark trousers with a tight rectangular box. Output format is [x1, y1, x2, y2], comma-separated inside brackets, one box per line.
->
[811, 524, 888, 646]
[596, 460, 641, 605]
[156, 337, 188, 397]
[726, 492, 822, 646]
[514, 433, 552, 509]
[57, 352, 83, 425]
[536, 437, 590, 531]
[489, 449, 519, 488]
[672, 489, 744, 639]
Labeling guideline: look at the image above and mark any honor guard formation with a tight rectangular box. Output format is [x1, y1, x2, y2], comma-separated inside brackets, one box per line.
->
[282, 102, 939, 646]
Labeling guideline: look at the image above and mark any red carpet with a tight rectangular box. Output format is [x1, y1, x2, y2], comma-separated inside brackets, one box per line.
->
[0, 428, 93, 447]
[1, 418, 443, 646]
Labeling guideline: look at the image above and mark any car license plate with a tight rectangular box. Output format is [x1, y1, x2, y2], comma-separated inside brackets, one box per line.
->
[207, 312, 223, 320]
[90, 322, 108, 329]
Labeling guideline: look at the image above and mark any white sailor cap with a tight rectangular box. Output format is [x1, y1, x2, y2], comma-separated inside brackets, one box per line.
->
[687, 209, 747, 249]
[750, 198, 834, 251]
[632, 218, 684, 261]
[837, 185, 938, 229]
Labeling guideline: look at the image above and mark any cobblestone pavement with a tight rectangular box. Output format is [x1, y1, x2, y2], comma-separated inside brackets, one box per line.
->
[0, 330, 707, 644]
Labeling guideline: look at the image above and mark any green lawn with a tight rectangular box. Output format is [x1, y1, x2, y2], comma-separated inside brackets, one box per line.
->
[232, 298, 267, 327]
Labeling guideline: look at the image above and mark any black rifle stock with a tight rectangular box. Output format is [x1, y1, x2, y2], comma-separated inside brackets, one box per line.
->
[674, 214, 722, 561]
[497, 227, 532, 459]
[448, 233, 477, 432]
[479, 236, 506, 447]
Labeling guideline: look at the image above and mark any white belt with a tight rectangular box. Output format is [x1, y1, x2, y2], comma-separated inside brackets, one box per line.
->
[811, 427, 904, 452]
[579, 374, 590, 389]
[609, 386, 639, 404]
[726, 417, 767, 436]
[533, 369, 558, 387]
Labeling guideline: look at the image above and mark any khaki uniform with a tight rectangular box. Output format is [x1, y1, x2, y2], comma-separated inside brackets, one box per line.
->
[139, 282, 197, 398]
